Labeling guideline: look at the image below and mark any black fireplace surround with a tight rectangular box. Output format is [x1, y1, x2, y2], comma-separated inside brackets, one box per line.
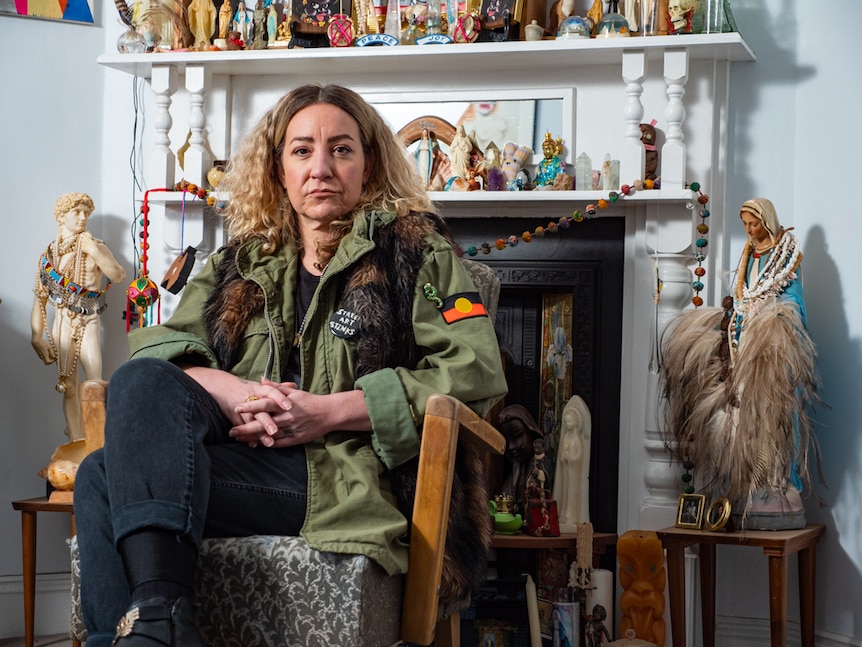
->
[449, 216, 625, 535]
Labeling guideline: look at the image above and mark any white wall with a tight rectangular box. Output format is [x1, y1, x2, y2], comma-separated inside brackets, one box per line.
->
[720, 0, 862, 642]
[1, 0, 860, 642]
[0, 9, 121, 637]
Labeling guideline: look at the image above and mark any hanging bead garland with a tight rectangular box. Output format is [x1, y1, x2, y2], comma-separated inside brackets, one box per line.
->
[457, 179, 713, 262]
[687, 182, 710, 308]
[126, 182, 222, 332]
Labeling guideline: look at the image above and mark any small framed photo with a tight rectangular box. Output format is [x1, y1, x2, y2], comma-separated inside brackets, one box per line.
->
[480, 0, 523, 28]
[675, 493, 706, 529]
[292, 0, 353, 33]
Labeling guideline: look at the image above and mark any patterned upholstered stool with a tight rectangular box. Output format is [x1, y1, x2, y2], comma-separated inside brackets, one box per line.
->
[70, 535, 402, 646]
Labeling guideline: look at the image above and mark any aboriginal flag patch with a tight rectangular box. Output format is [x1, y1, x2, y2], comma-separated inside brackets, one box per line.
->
[440, 292, 488, 324]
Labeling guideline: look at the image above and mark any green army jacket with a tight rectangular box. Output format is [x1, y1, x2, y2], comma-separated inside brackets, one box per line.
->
[127, 209, 507, 575]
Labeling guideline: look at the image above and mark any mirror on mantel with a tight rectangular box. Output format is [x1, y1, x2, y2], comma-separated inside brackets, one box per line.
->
[368, 90, 569, 167]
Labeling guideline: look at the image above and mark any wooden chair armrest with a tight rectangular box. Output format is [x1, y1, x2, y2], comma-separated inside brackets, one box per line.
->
[401, 394, 505, 646]
[81, 379, 108, 456]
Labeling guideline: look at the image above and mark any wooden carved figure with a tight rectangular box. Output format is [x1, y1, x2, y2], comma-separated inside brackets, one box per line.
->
[617, 530, 666, 647]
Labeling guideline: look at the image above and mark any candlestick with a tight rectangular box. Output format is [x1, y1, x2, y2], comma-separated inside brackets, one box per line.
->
[525, 573, 542, 647]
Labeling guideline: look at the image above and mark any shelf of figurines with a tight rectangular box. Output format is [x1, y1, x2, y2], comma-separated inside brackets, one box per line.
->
[149, 186, 694, 218]
[98, 32, 753, 81]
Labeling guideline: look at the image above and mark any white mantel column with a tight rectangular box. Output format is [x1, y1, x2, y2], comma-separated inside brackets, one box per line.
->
[620, 50, 646, 186]
[150, 64, 177, 188]
[620, 201, 696, 534]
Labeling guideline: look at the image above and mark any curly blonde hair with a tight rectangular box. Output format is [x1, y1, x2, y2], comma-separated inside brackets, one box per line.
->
[54, 192, 94, 223]
[219, 84, 435, 256]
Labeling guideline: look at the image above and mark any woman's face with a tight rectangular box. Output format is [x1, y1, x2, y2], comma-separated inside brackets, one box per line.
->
[740, 210, 770, 247]
[278, 102, 373, 229]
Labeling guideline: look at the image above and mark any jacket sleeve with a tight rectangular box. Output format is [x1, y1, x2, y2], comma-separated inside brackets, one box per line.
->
[127, 252, 223, 367]
[355, 238, 508, 469]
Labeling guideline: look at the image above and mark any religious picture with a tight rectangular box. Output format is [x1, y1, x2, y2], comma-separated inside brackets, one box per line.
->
[540, 292, 574, 468]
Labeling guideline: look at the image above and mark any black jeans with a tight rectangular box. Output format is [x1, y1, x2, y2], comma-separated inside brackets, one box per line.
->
[74, 358, 308, 646]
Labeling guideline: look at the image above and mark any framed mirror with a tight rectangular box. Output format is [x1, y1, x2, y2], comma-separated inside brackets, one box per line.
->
[367, 88, 575, 168]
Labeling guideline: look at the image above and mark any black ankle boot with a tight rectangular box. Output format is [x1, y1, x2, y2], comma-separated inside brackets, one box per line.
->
[113, 596, 207, 646]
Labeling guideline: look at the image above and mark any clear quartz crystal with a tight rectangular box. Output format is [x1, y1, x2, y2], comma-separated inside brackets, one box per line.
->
[385, 0, 402, 36]
[426, 0, 441, 34]
[575, 152, 593, 191]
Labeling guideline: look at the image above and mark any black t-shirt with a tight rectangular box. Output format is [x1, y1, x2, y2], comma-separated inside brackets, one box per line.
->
[283, 264, 320, 385]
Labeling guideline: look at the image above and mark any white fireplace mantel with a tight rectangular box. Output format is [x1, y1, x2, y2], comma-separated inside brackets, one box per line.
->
[98, 33, 755, 539]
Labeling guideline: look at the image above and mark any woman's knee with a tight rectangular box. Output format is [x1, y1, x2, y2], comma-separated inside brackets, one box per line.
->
[74, 449, 107, 506]
[108, 358, 182, 399]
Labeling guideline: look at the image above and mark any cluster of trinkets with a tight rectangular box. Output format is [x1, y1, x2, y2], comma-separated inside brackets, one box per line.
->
[126, 181, 221, 331]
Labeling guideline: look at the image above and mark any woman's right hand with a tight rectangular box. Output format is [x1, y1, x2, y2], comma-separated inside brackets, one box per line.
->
[179, 365, 293, 439]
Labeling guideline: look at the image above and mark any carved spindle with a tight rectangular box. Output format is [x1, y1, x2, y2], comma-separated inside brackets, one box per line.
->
[150, 65, 176, 187]
[184, 65, 209, 186]
[621, 50, 646, 186]
[662, 48, 689, 190]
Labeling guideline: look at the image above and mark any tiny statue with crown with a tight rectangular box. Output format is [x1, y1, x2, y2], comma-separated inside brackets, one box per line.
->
[31, 193, 126, 497]
[533, 132, 568, 190]
[523, 436, 561, 536]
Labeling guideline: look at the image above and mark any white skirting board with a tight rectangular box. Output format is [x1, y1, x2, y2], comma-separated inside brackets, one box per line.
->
[0, 574, 71, 639]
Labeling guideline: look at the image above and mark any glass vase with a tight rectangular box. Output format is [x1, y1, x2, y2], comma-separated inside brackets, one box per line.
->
[694, 0, 737, 33]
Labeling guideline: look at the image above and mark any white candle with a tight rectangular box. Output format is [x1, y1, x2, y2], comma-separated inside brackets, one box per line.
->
[525, 573, 542, 647]
[585, 568, 614, 639]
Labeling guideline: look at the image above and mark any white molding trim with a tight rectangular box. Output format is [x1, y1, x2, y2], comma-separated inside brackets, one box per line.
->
[699, 614, 860, 647]
[0, 573, 72, 640]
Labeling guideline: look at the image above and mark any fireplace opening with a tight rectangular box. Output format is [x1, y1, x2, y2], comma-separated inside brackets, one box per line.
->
[450, 216, 625, 535]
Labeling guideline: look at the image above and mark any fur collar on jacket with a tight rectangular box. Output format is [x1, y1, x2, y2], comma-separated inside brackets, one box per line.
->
[203, 211, 493, 612]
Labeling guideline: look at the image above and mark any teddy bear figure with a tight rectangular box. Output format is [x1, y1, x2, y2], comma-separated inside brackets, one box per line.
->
[501, 141, 534, 190]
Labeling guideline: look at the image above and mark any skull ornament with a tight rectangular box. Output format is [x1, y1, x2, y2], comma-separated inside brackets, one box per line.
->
[668, 0, 698, 33]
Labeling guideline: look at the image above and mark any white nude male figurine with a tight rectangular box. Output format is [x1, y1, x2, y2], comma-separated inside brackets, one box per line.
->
[31, 192, 126, 442]
[554, 395, 592, 530]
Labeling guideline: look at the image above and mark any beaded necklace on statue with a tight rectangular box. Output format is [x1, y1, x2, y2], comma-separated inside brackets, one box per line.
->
[728, 227, 801, 365]
[34, 233, 113, 393]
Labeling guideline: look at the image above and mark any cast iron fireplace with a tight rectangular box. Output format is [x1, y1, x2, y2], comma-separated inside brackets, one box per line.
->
[449, 216, 625, 536]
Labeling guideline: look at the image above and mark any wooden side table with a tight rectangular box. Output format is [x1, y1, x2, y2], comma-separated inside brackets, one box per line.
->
[11, 496, 79, 647]
[656, 524, 824, 647]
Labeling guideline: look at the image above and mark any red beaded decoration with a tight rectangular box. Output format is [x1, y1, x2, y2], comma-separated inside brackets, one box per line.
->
[126, 182, 218, 331]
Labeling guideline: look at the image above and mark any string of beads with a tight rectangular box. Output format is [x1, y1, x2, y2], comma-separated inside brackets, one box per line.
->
[459, 180, 708, 313]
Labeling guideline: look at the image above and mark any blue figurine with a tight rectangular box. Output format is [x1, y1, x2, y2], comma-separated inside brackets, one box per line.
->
[534, 132, 566, 188]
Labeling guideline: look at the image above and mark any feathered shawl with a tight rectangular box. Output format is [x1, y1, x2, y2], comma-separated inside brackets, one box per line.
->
[203, 212, 493, 612]
[660, 296, 820, 515]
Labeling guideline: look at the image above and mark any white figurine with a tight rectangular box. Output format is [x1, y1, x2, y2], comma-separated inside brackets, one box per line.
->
[554, 395, 592, 530]
[31, 193, 126, 442]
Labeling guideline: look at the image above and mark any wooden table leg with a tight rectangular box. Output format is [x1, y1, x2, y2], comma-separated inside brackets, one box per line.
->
[699, 543, 716, 647]
[766, 553, 789, 647]
[20, 509, 36, 647]
[665, 544, 687, 647]
[798, 545, 816, 647]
